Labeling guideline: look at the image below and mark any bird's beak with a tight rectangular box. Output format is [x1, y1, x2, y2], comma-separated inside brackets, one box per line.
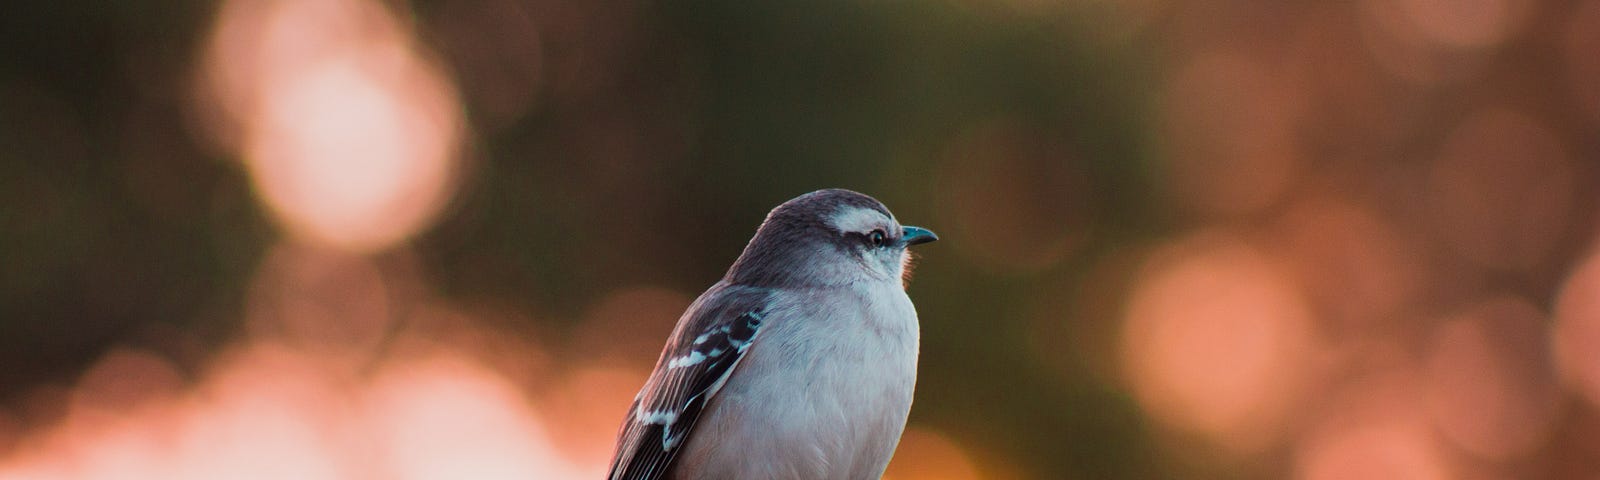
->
[901, 226, 939, 246]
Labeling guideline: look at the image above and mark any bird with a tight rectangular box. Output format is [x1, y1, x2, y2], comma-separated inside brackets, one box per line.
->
[605, 188, 939, 480]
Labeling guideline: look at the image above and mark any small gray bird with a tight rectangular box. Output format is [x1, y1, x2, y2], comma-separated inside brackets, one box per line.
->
[605, 189, 938, 479]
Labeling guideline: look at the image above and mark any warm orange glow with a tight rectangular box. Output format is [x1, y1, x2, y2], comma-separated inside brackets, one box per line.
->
[1555, 245, 1600, 410]
[1270, 196, 1420, 331]
[1294, 373, 1452, 480]
[0, 349, 189, 479]
[1121, 232, 1317, 452]
[199, 0, 465, 252]
[1394, 0, 1531, 48]
[364, 355, 587, 479]
[1424, 296, 1562, 460]
[1356, 0, 1503, 85]
[883, 427, 983, 480]
[170, 346, 348, 480]
[0, 328, 597, 479]
[572, 287, 694, 369]
[0, 240, 603, 478]
[539, 366, 648, 471]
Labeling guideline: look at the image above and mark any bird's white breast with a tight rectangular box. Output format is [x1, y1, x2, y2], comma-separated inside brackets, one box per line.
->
[670, 280, 920, 479]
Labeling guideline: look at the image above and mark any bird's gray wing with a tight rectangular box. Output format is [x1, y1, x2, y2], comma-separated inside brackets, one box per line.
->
[606, 283, 771, 480]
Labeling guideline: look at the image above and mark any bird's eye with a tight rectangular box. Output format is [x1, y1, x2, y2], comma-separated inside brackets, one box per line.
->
[869, 230, 886, 247]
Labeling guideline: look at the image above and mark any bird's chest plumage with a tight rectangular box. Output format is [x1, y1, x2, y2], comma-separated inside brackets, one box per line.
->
[672, 282, 920, 479]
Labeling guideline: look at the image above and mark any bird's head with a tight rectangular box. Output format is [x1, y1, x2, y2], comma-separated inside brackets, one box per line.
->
[727, 189, 938, 288]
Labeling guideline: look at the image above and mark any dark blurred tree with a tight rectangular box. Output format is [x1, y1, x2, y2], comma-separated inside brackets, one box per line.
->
[0, 0, 268, 401]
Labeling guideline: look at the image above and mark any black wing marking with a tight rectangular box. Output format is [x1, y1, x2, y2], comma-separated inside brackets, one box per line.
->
[607, 284, 769, 480]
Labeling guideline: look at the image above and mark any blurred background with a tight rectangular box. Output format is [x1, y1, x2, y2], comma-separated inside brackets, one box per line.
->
[1, 0, 1598, 478]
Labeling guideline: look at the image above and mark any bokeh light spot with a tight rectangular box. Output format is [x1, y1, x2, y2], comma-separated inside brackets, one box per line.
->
[1555, 245, 1600, 409]
[1359, 0, 1495, 85]
[1424, 296, 1562, 460]
[173, 345, 348, 480]
[1426, 108, 1575, 272]
[1271, 195, 1421, 333]
[365, 355, 585, 479]
[1397, 0, 1530, 48]
[199, 0, 466, 252]
[1121, 232, 1317, 453]
[1295, 373, 1452, 480]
